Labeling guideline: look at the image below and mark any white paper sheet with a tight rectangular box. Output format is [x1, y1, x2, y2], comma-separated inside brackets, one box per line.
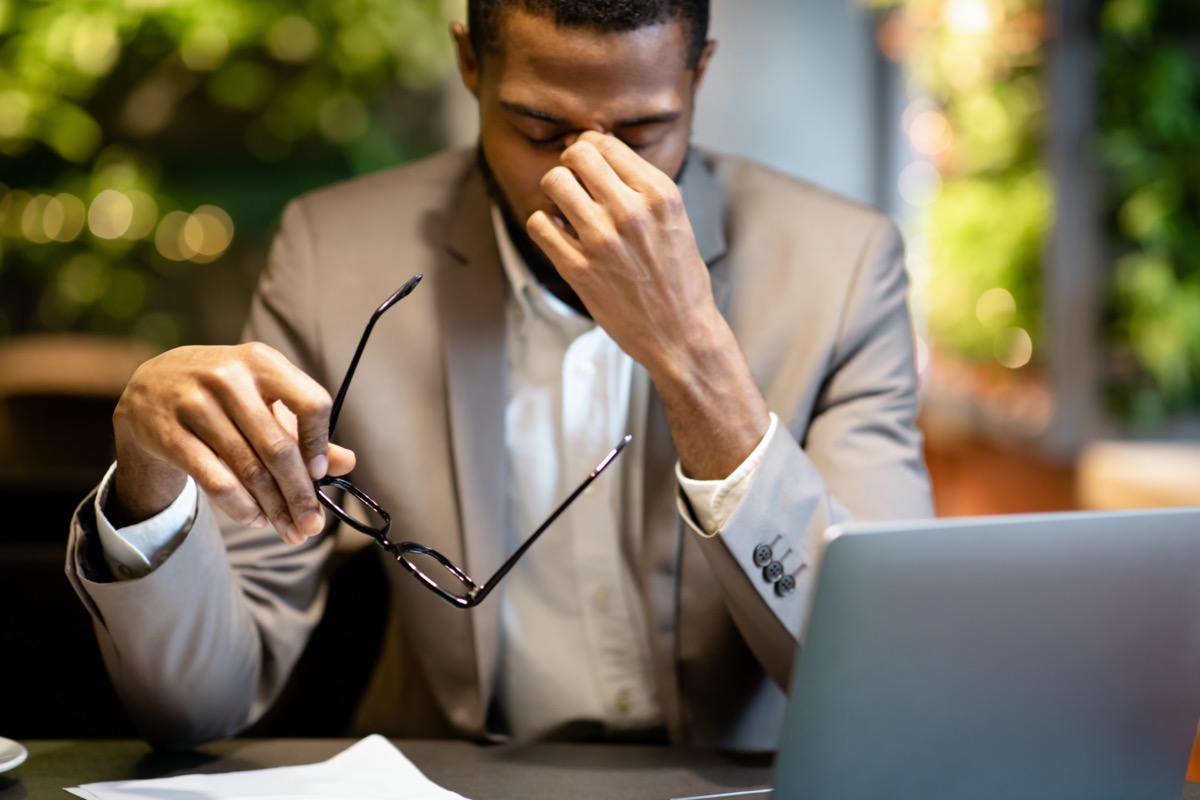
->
[66, 734, 471, 800]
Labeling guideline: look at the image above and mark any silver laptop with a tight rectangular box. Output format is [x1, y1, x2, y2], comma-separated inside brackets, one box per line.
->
[768, 508, 1200, 800]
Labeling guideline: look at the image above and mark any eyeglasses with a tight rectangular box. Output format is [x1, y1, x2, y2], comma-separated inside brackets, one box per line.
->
[313, 273, 631, 608]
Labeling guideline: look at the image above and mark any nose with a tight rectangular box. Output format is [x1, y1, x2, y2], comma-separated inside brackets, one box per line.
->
[563, 125, 610, 148]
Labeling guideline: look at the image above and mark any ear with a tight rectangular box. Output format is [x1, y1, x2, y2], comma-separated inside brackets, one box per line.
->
[693, 39, 717, 89]
[450, 20, 481, 98]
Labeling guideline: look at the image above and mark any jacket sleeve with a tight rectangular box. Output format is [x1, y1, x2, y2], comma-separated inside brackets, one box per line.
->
[692, 217, 933, 689]
[64, 199, 335, 749]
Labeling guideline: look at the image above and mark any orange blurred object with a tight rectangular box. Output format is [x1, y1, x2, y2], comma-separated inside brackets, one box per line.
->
[1188, 726, 1200, 784]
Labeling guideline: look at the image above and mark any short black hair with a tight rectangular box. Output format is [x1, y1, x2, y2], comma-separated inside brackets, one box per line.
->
[468, 0, 710, 69]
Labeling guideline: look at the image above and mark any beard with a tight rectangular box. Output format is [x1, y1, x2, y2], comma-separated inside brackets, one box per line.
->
[477, 147, 592, 318]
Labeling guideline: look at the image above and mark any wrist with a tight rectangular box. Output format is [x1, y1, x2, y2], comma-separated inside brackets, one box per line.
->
[109, 445, 188, 528]
[648, 315, 771, 480]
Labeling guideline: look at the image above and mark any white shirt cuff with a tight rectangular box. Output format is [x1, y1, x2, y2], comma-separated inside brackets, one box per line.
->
[675, 412, 779, 537]
[94, 462, 199, 581]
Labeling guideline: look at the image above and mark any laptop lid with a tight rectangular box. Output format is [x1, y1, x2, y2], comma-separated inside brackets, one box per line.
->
[771, 508, 1200, 800]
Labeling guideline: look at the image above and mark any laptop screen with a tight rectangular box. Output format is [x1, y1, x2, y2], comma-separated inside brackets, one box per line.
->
[769, 508, 1200, 800]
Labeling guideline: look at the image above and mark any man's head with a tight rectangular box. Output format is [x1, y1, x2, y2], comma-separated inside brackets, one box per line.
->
[467, 0, 711, 73]
[452, 0, 714, 308]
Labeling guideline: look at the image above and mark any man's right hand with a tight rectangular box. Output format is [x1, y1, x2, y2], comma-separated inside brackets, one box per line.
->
[109, 342, 356, 545]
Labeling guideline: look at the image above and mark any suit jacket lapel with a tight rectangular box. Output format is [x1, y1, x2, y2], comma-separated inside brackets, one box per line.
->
[430, 160, 508, 736]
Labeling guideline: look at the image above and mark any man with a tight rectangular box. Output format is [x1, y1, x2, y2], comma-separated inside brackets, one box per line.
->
[67, 0, 932, 750]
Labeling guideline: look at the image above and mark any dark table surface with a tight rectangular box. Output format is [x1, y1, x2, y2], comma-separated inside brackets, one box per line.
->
[2, 738, 1198, 800]
[0, 738, 774, 800]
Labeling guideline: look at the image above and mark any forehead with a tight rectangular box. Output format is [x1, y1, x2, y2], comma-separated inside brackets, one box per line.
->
[481, 9, 694, 118]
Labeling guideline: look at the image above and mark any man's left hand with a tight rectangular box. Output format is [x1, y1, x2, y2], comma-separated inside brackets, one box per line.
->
[525, 131, 721, 379]
[525, 131, 770, 481]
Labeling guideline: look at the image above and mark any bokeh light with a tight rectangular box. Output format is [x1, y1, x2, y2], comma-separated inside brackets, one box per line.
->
[44, 193, 87, 242]
[57, 253, 110, 306]
[0, 0, 453, 347]
[0, 90, 32, 139]
[975, 287, 1016, 328]
[71, 15, 120, 77]
[943, 0, 997, 36]
[88, 189, 134, 240]
[899, 161, 943, 206]
[180, 25, 231, 72]
[995, 327, 1033, 369]
[267, 16, 320, 63]
[156, 206, 234, 263]
[908, 109, 954, 157]
[21, 195, 53, 243]
[123, 190, 159, 240]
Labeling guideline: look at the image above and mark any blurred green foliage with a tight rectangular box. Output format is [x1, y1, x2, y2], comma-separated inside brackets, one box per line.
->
[0, 0, 454, 347]
[869, 0, 1050, 373]
[1099, 0, 1200, 425]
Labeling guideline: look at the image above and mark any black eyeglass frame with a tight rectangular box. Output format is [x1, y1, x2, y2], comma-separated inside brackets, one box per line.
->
[313, 273, 631, 608]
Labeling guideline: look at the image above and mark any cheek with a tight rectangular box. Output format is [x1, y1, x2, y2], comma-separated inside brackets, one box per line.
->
[644, 130, 691, 180]
[482, 132, 561, 220]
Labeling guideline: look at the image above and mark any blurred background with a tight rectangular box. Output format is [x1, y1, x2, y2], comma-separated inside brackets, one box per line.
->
[2, 0, 1198, 737]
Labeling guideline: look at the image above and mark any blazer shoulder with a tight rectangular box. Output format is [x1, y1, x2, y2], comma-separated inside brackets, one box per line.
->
[701, 150, 893, 239]
[288, 148, 477, 221]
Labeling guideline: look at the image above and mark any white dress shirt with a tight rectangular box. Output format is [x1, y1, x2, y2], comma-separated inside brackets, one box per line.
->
[94, 205, 779, 739]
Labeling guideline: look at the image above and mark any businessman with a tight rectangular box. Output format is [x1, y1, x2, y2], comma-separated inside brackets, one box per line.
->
[67, 0, 933, 749]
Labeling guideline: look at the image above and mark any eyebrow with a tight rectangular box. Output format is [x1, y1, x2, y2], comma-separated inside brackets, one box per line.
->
[499, 100, 682, 129]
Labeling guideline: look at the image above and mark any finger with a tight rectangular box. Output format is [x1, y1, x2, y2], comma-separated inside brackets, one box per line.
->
[527, 209, 587, 275]
[164, 427, 269, 530]
[182, 393, 311, 542]
[538, 165, 607, 243]
[576, 131, 671, 196]
[245, 343, 333, 481]
[560, 139, 632, 209]
[215, 376, 325, 540]
[327, 443, 357, 477]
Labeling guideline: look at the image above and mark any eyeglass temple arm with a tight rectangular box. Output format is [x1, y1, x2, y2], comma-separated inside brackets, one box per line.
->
[467, 434, 633, 605]
[327, 273, 423, 436]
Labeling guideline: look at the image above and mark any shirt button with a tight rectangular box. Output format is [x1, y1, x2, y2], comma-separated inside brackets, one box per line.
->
[615, 689, 632, 714]
[593, 586, 613, 612]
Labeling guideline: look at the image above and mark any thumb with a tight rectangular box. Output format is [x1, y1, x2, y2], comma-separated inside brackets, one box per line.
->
[327, 443, 357, 477]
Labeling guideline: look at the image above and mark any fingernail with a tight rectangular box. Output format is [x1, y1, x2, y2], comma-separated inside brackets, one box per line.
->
[299, 508, 323, 536]
[284, 523, 305, 545]
[309, 454, 328, 480]
[250, 514, 268, 528]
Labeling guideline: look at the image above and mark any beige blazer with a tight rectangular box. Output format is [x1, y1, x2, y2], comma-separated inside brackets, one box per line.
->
[67, 147, 933, 750]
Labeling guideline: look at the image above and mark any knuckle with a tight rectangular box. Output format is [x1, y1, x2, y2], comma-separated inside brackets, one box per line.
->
[208, 359, 246, 386]
[261, 436, 296, 466]
[609, 200, 639, 231]
[593, 229, 621, 254]
[202, 471, 240, 501]
[298, 387, 333, 420]
[285, 485, 316, 514]
[174, 386, 209, 417]
[241, 341, 276, 363]
[264, 501, 292, 528]
[642, 186, 670, 213]
[236, 457, 270, 488]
